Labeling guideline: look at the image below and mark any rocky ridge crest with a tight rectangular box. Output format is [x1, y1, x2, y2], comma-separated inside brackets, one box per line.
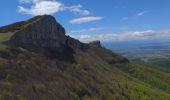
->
[7, 15, 87, 49]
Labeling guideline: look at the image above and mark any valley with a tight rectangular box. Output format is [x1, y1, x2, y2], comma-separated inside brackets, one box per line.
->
[103, 40, 170, 70]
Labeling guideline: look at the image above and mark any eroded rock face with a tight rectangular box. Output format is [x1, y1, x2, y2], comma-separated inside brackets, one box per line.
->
[66, 36, 85, 49]
[9, 15, 66, 48]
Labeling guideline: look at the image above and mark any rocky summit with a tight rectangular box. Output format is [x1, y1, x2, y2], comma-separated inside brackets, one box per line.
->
[7, 15, 84, 49]
[8, 15, 66, 48]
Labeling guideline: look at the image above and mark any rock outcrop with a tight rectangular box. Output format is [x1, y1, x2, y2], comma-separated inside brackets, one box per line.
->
[88, 40, 101, 47]
[8, 15, 67, 48]
[66, 36, 85, 49]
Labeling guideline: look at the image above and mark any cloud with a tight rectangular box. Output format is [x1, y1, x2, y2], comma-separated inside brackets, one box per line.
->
[71, 27, 104, 33]
[19, 0, 54, 4]
[18, 1, 62, 15]
[137, 11, 146, 16]
[71, 30, 170, 42]
[61, 5, 90, 16]
[18, 0, 90, 16]
[122, 11, 147, 20]
[69, 16, 103, 24]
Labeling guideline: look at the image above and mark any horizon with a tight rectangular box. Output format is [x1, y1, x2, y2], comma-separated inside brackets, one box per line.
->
[0, 0, 170, 42]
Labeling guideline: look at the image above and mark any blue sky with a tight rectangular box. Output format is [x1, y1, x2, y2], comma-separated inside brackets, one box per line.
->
[0, 0, 170, 42]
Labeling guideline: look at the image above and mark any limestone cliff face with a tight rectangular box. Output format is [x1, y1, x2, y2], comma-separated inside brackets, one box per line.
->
[9, 15, 66, 48]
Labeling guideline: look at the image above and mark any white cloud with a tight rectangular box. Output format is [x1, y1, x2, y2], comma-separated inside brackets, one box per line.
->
[71, 30, 170, 42]
[137, 11, 146, 16]
[18, 1, 62, 15]
[18, 0, 90, 16]
[61, 5, 90, 16]
[122, 11, 147, 20]
[71, 27, 104, 33]
[19, 0, 49, 4]
[69, 16, 103, 24]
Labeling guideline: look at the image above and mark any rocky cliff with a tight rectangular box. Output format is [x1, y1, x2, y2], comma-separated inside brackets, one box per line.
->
[8, 15, 67, 48]
[3, 15, 100, 50]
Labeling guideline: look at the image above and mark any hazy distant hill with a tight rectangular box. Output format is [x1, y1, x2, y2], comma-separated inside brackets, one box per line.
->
[103, 40, 170, 60]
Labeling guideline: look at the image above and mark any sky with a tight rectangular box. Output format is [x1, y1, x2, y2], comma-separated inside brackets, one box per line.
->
[0, 0, 170, 42]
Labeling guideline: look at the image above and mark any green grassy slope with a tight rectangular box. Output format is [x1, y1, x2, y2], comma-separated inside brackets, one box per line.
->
[0, 32, 15, 42]
[0, 44, 169, 100]
[112, 60, 170, 94]
[0, 32, 15, 50]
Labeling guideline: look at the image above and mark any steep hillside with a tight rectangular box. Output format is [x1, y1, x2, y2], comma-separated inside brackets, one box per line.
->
[114, 62, 170, 93]
[0, 45, 169, 100]
[0, 15, 169, 100]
